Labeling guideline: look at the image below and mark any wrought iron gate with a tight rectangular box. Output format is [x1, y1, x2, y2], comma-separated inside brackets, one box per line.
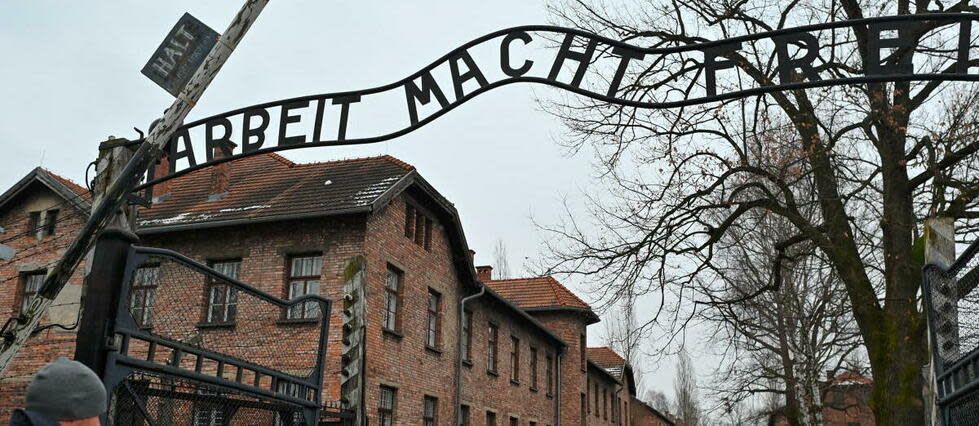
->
[102, 246, 333, 425]
[924, 238, 979, 424]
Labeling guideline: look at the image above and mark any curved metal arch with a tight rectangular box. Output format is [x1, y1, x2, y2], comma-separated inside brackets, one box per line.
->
[136, 13, 979, 190]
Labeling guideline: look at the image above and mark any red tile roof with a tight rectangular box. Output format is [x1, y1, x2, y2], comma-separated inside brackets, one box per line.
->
[137, 154, 414, 229]
[588, 347, 627, 379]
[44, 169, 91, 202]
[587, 347, 626, 368]
[485, 276, 593, 311]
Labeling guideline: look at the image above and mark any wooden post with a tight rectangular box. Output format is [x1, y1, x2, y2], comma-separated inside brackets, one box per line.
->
[73, 139, 139, 377]
[924, 217, 955, 426]
[0, 0, 270, 376]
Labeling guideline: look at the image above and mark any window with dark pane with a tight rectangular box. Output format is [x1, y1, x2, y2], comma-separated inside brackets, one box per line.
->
[378, 386, 396, 426]
[462, 309, 473, 361]
[130, 265, 159, 328]
[384, 266, 402, 331]
[414, 211, 425, 245]
[603, 387, 608, 419]
[27, 211, 40, 236]
[287, 255, 322, 320]
[510, 336, 520, 382]
[405, 204, 415, 239]
[459, 404, 470, 426]
[509, 416, 517, 426]
[546, 353, 554, 395]
[43, 209, 59, 237]
[19, 271, 45, 312]
[427, 289, 441, 348]
[530, 346, 538, 390]
[486, 411, 496, 426]
[423, 217, 433, 250]
[487, 323, 499, 373]
[423, 395, 437, 426]
[205, 260, 240, 323]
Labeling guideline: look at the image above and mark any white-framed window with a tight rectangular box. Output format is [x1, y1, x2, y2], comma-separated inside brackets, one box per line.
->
[287, 255, 321, 320]
[19, 271, 45, 313]
[379, 386, 396, 426]
[206, 260, 240, 323]
[383, 266, 402, 331]
[130, 266, 159, 327]
[426, 289, 441, 348]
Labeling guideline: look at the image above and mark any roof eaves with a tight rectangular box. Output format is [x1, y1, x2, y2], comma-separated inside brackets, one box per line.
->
[369, 171, 417, 214]
[136, 206, 371, 234]
[521, 305, 601, 324]
[0, 168, 91, 215]
[588, 359, 621, 384]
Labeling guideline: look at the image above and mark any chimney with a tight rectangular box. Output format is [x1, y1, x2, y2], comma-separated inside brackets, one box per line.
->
[208, 142, 237, 200]
[476, 265, 493, 281]
[148, 151, 172, 202]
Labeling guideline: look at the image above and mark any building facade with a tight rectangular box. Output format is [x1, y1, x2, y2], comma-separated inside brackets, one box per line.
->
[0, 153, 648, 425]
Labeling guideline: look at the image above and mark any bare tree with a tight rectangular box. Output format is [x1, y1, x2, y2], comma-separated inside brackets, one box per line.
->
[539, 0, 979, 423]
[493, 238, 512, 280]
[604, 285, 646, 391]
[674, 348, 703, 426]
[697, 124, 863, 426]
[644, 389, 671, 415]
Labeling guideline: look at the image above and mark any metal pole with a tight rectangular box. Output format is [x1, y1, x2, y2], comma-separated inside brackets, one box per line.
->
[0, 0, 270, 375]
[73, 227, 138, 376]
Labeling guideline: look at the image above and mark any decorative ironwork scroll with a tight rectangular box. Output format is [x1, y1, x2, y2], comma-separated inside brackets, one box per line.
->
[137, 13, 979, 190]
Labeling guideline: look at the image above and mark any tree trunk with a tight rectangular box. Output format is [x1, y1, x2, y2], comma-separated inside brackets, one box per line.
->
[867, 308, 927, 426]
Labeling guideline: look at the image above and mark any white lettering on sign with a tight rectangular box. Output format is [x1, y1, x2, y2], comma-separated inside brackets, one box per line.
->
[151, 24, 198, 78]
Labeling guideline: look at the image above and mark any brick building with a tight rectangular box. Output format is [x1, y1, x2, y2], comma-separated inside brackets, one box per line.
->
[771, 373, 875, 426]
[0, 153, 647, 425]
[0, 168, 91, 417]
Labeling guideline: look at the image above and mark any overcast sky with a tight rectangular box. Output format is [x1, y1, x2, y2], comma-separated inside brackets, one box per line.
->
[0, 0, 703, 403]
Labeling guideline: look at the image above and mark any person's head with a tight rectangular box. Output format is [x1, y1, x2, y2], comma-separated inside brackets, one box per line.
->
[21, 357, 106, 425]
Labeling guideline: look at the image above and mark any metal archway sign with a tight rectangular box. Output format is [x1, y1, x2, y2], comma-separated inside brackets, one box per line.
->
[138, 12, 978, 188]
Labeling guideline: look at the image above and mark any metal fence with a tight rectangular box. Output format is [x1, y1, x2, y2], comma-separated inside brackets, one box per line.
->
[924, 238, 979, 425]
[102, 246, 333, 425]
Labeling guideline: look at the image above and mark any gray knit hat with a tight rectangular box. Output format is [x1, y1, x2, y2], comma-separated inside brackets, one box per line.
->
[25, 357, 107, 421]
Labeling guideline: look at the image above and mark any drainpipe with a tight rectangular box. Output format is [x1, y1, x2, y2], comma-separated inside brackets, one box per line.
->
[555, 351, 563, 426]
[455, 284, 486, 425]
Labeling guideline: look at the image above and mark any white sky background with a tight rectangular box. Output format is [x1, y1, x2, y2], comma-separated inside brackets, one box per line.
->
[0, 0, 726, 408]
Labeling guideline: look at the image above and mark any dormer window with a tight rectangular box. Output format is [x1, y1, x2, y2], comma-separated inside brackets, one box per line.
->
[43, 209, 59, 237]
[28, 212, 41, 235]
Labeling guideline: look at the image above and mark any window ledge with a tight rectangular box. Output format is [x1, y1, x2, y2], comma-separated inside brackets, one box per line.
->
[510, 379, 520, 386]
[530, 386, 539, 393]
[487, 369, 499, 377]
[196, 321, 235, 330]
[462, 359, 473, 368]
[276, 318, 318, 326]
[425, 345, 442, 355]
[546, 392, 554, 399]
[382, 328, 403, 339]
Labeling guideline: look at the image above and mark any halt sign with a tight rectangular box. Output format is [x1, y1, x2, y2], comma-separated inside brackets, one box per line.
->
[141, 13, 219, 97]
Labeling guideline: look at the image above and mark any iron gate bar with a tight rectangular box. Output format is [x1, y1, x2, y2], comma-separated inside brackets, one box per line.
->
[136, 13, 979, 191]
[103, 245, 333, 425]
[122, 380, 159, 426]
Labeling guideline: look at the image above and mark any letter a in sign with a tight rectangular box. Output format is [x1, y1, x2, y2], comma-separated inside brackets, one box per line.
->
[141, 13, 219, 97]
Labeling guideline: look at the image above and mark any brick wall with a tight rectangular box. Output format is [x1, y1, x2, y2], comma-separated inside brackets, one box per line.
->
[140, 214, 367, 405]
[0, 185, 88, 419]
[361, 193, 562, 425]
[530, 311, 591, 425]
